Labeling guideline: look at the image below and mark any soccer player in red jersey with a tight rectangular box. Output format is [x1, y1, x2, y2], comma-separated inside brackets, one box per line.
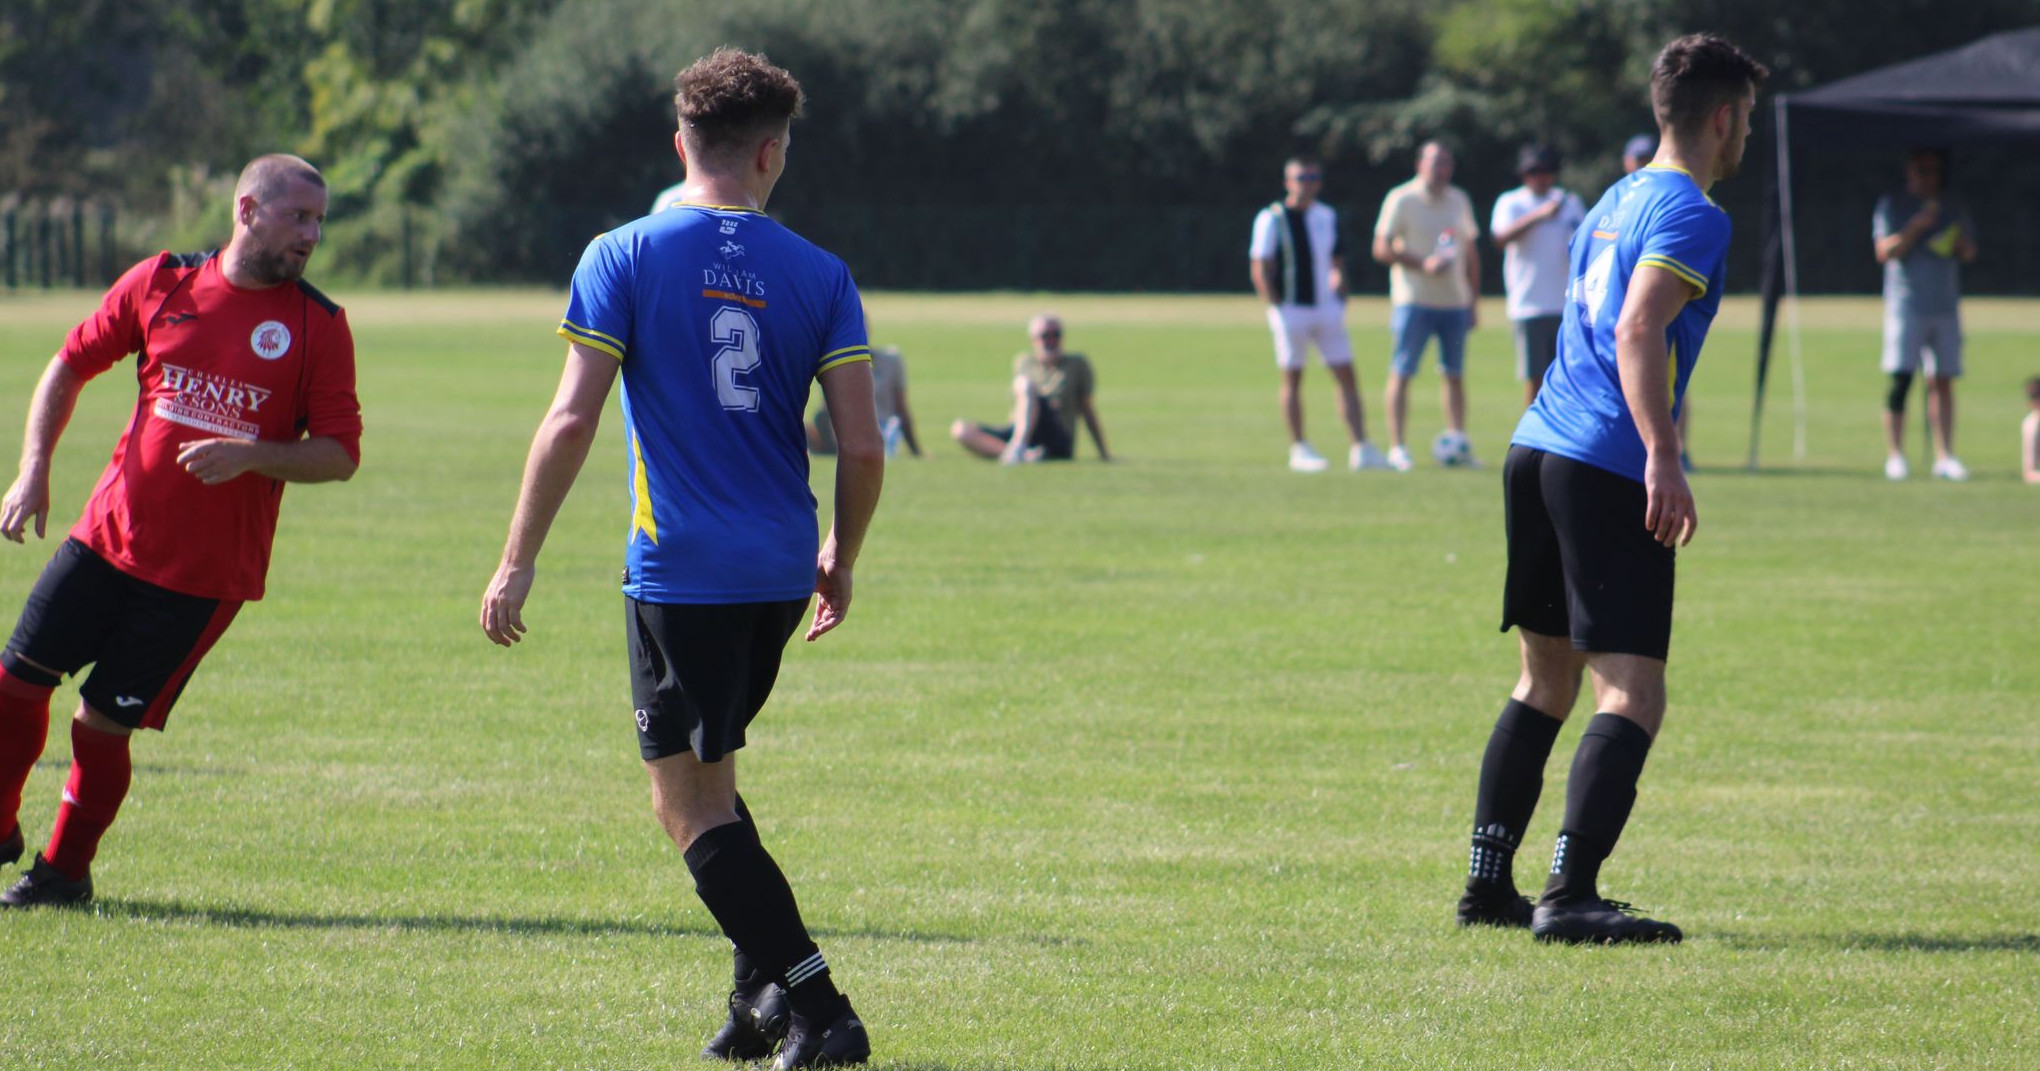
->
[0, 154, 361, 907]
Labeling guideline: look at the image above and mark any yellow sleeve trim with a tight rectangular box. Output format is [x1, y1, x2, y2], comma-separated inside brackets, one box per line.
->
[1638, 254, 1708, 297]
[817, 347, 873, 374]
[561, 319, 625, 350]
[558, 322, 625, 361]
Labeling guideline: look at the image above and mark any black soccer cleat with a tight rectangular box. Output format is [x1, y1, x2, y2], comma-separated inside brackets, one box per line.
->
[1531, 898, 1682, 945]
[1457, 887, 1536, 929]
[0, 825, 22, 868]
[703, 982, 790, 1061]
[0, 853, 93, 909]
[772, 998, 869, 1069]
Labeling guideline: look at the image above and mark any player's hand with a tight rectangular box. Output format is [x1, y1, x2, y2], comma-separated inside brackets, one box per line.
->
[1643, 454, 1697, 547]
[1467, 303, 1480, 330]
[480, 562, 534, 647]
[806, 554, 853, 641]
[177, 437, 261, 485]
[0, 472, 51, 543]
[1422, 253, 1451, 275]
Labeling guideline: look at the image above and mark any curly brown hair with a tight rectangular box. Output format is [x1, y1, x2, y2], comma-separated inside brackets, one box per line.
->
[673, 48, 806, 155]
[1651, 34, 1768, 138]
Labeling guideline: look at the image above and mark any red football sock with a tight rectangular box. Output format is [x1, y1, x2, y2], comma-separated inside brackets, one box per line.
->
[45, 719, 133, 881]
[0, 664, 56, 841]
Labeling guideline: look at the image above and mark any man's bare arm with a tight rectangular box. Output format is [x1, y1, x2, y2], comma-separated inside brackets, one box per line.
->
[176, 435, 357, 485]
[1, 357, 86, 543]
[480, 342, 620, 646]
[1250, 258, 1279, 304]
[1080, 396, 1111, 462]
[1874, 201, 1941, 264]
[808, 360, 884, 640]
[1614, 266, 1700, 547]
[1373, 233, 1424, 270]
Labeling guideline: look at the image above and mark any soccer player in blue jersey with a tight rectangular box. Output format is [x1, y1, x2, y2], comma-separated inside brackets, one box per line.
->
[479, 50, 883, 1067]
[1454, 34, 1767, 945]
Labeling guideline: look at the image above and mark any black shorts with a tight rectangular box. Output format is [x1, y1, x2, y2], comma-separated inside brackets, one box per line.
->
[625, 596, 808, 763]
[1500, 446, 1676, 661]
[3, 538, 243, 730]
[979, 393, 1076, 460]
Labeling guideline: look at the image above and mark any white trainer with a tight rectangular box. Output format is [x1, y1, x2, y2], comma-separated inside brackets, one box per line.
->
[1350, 442, 1392, 471]
[1386, 445, 1415, 472]
[1932, 456, 1969, 482]
[1884, 454, 1909, 481]
[1289, 442, 1329, 472]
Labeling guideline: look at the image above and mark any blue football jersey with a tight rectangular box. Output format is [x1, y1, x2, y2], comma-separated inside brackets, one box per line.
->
[1512, 166, 1730, 482]
[559, 204, 869, 603]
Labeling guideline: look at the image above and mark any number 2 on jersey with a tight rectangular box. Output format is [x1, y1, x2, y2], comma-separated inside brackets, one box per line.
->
[711, 305, 763, 411]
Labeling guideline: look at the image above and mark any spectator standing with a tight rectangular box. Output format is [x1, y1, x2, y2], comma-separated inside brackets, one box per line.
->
[1874, 148, 1977, 481]
[1249, 155, 1390, 472]
[1373, 141, 1482, 470]
[1491, 145, 1586, 407]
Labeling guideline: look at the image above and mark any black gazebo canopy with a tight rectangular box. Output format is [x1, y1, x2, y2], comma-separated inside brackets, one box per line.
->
[1751, 27, 2040, 466]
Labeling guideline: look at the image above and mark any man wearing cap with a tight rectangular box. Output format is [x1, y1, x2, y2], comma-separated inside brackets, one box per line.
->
[1873, 148, 1976, 481]
[1491, 145, 1586, 407]
[1623, 134, 1656, 175]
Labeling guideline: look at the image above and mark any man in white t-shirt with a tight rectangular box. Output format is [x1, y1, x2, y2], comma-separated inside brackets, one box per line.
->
[1373, 141, 1482, 470]
[1490, 145, 1586, 407]
[1250, 156, 1390, 472]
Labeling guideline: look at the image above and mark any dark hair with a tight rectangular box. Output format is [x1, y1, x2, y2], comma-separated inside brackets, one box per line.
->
[1650, 34, 1768, 138]
[1909, 146, 1953, 184]
[1285, 154, 1322, 172]
[1517, 144, 1561, 175]
[2026, 376, 2040, 402]
[674, 49, 805, 155]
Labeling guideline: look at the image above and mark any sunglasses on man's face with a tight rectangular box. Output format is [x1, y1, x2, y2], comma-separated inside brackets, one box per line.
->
[1292, 172, 1323, 182]
[1035, 331, 1061, 340]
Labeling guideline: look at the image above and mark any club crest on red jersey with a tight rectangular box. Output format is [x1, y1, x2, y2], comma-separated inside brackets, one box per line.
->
[251, 320, 291, 360]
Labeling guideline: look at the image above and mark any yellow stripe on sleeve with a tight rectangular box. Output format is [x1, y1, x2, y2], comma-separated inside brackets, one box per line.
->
[1637, 254, 1707, 298]
[817, 345, 873, 374]
[558, 322, 625, 361]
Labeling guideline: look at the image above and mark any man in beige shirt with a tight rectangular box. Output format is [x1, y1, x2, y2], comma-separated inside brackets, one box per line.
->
[1373, 141, 1482, 470]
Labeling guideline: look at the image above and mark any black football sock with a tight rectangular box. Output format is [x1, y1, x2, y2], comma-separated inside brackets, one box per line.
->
[1467, 699, 1565, 896]
[728, 793, 758, 990]
[684, 820, 845, 1022]
[1542, 713, 1655, 905]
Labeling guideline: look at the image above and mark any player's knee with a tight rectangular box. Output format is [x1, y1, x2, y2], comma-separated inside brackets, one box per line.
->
[1886, 372, 1914, 414]
[74, 705, 135, 737]
[949, 419, 971, 441]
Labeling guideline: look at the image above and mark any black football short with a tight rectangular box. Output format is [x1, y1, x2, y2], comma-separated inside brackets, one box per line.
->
[625, 596, 808, 763]
[1500, 446, 1676, 661]
[978, 392, 1076, 460]
[3, 538, 243, 730]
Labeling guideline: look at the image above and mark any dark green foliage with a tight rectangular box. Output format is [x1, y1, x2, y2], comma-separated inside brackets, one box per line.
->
[5, 0, 2038, 287]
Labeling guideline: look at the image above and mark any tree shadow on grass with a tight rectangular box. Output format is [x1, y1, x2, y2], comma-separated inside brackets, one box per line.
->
[1712, 929, 2040, 953]
[89, 897, 1081, 948]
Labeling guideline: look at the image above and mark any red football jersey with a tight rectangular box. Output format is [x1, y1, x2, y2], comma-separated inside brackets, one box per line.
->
[59, 252, 362, 601]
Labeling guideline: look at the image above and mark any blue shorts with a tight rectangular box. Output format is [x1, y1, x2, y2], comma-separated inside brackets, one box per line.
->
[1389, 305, 1471, 378]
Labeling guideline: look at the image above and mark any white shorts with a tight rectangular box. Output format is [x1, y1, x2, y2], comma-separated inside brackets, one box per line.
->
[1266, 303, 1353, 371]
[1882, 310, 1963, 378]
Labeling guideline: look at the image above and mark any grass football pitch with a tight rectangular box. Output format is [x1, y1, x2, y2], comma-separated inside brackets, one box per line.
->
[0, 289, 2035, 1070]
